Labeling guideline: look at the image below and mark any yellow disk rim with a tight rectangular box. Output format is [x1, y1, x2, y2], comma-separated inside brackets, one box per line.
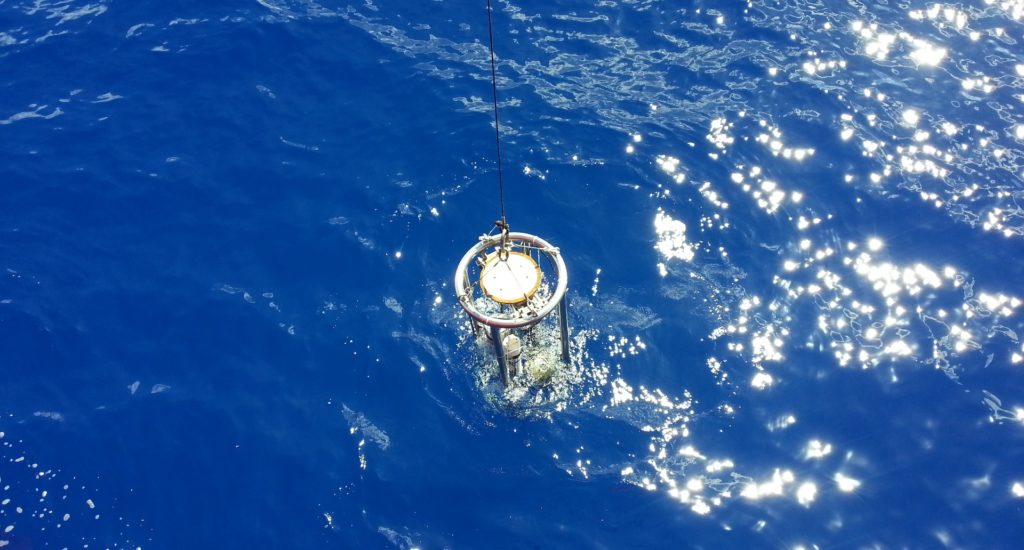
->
[479, 251, 543, 305]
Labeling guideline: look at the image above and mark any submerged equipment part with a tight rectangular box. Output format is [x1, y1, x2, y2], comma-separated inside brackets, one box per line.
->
[502, 332, 522, 378]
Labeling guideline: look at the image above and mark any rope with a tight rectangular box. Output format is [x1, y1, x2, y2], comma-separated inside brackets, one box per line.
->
[485, 0, 507, 226]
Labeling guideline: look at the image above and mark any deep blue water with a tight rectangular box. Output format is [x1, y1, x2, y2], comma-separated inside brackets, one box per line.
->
[3, 0, 1024, 547]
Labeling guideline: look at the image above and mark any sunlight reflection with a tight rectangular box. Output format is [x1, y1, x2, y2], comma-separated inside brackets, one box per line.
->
[726, 166, 802, 213]
[796, 482, 818, 506]
[757, 229, 1023, 375]
[902, 109, 920, 126]
[768, 414, 798, 431]
[740, 469, 795, 500]
[754, 119, 816, 161]
[804, 440, 833, 460]
[707, 117, 735, 151]
[908, 38, 947, 67]
[606, 374, 854, 516]
[909, 4, 969, 30]
[834, 472, 862, 492]
[851, 20, 947, 67]
[751, 371, 774, 390]
[986, 0, 1024, 21]
[654, 209, 696, 264]
[656, 154, 687, 184]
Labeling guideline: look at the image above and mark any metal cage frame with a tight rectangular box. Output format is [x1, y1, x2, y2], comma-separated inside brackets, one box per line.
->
[454, 231, 570, 385]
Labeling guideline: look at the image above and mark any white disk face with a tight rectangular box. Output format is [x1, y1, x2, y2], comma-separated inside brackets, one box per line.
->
[479, 252, 542, 304]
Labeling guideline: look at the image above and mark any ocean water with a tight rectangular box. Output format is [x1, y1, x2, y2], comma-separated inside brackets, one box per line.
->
[3, 0, 1024, 547]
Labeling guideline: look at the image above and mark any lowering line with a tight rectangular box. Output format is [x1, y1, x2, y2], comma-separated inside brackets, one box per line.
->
[485, 0, 508, 230]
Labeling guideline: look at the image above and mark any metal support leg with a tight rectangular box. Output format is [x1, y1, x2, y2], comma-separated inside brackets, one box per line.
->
[558, 294, 571, 363]
[491, 325, 510, 386]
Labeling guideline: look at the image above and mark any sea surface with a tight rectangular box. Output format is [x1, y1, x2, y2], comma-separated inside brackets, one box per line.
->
[2, 0, 1024, 547]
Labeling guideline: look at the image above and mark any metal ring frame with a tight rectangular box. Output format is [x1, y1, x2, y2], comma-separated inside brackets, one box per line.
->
[455, 232, 568, 329]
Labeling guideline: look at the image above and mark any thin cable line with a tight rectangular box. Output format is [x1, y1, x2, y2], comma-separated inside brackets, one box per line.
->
[485, 0, 507, 225]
